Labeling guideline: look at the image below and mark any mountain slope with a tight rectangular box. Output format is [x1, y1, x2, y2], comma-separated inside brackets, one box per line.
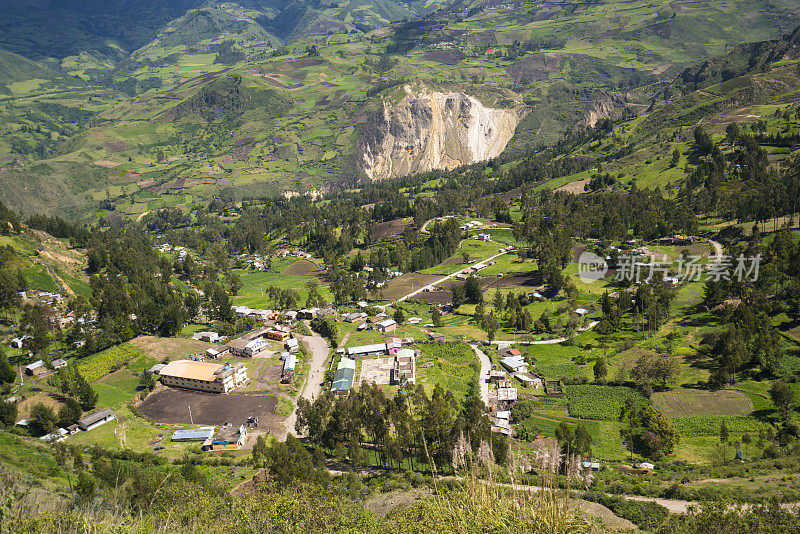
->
[0, 0, 203, 60]
[0, 48, 54, 86]
[2, 2, 800, 219]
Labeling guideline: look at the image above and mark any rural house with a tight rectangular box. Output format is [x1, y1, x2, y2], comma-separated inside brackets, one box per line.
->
[24, 360, 46, 377]
[392, 349, 416, 385]
[206, 425, 246, 451]
[226, 337, 268, 357]
[376, 318, 397, 332]
[171, 427, 215, 442]
[281, 353, 297, 383]
[347, 343, 388, 357]
[331, 358, 356, 393]
[500, 354, 528, 374]
[78, 409, 115, 431]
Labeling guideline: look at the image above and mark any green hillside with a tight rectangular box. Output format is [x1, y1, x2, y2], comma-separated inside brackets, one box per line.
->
[0, 49, 54, 88]
[1, 0, 800, 221]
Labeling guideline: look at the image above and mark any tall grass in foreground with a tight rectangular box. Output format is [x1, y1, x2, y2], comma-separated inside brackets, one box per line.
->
[387, 435, 606, 533]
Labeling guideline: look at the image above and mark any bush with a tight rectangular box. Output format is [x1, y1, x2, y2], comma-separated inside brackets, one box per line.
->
[583, 492, 669, 530]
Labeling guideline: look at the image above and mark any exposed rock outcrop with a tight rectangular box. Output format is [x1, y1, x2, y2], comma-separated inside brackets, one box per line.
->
[359, 86, 521, 180]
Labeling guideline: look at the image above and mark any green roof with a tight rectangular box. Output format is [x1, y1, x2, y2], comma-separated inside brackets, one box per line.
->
[331, 367, 355, 392]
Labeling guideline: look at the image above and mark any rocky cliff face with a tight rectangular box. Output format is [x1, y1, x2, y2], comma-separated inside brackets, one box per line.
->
[359, 86, 521, 180]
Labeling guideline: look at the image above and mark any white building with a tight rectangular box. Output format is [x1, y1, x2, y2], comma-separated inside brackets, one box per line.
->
[78, 409, 115, 431]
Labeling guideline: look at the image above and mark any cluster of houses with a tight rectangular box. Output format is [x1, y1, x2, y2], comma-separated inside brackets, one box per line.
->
[17, 408, 115, 443]
[343, 310, 399, 333]
[487, 347, 547, 436]
[276, 248, 313, 259]
[22, 357, 68, 377]
[157, 243, 188, 258]
[339, 337, 415, 359]
[460, 220, 484, 230]
[330, 346, 417, 393]
[165, 321, 308, 393]
[455, 261, 488, 280]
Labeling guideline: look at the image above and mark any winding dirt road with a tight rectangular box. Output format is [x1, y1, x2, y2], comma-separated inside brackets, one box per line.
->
[280, 332, 329, 439]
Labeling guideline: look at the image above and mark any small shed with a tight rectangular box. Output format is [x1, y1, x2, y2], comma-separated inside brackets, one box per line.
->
[78, 408, 115, 431]
[376, 319, 397, 332]
[172, 427, 215, 442]
[25, 360, 46, 377]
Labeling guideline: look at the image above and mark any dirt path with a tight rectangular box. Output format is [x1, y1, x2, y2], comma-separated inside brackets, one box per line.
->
[491, 321, 598, 345]
[280, 333, 329, 439]
[471, 344, 491, 407]
[388, 251, 509, 307]
[709, 239, 723, 262]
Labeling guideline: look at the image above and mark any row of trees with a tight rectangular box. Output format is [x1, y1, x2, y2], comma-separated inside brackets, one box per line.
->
[295, 379, 504, 474]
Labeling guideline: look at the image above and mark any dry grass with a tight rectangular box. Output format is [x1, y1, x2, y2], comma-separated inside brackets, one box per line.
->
[653, 389, 753, 417]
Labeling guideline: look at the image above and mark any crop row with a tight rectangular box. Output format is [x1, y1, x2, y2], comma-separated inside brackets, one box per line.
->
[76, 343, 143, 382]
[563, 385, 648, 420]
[670, 415, 768, 437]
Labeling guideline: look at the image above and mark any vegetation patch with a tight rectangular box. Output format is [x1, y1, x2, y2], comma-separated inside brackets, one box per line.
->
[563, 385, 648, 421]
[77, 343, 143, 382]
[671, 415, 769, 437]
[653, 389, 754, 418]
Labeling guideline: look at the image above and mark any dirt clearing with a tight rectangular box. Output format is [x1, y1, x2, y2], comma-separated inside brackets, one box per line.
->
[139, 388, 278, 426]
[283, 259, 324, 277]
[129, 336, 213, 361]
[371, 217, 412, 240]
[481, 271, 542, 289]
[374, 273, 441, 300]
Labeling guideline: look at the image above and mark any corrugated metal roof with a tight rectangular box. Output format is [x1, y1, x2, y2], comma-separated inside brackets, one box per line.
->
[172, 427, 215, 441]
[284, 353, 297, 371]
[79, 408, 114, 427]
[337, 357, 356, 370]
[160, 360, 222, 382]
[348, 343, 387, 355]
[501, 355, 526, 369]
[331, 367, 355, 392]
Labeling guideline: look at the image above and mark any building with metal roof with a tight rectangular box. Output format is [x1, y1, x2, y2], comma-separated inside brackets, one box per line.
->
[78, 408, 115, 431]
[172, 427, 215, 442]
[159, 360, 248, 393]
[24, 360, 46, 376]
[331, 358, 356, 392]
[347, 343, 387, 357]
[500, 355, 528, 374]
[206, 424, 246, 451]
[281, 353, 297, 383]
[393, 349, 416, 384]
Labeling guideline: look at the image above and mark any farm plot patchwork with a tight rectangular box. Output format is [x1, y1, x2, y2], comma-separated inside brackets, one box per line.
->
[671, 415, 769, 437]
[415, 342, 477, 402]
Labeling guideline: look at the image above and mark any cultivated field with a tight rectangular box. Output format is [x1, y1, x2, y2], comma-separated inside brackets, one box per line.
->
[653, 389, 753, 418]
